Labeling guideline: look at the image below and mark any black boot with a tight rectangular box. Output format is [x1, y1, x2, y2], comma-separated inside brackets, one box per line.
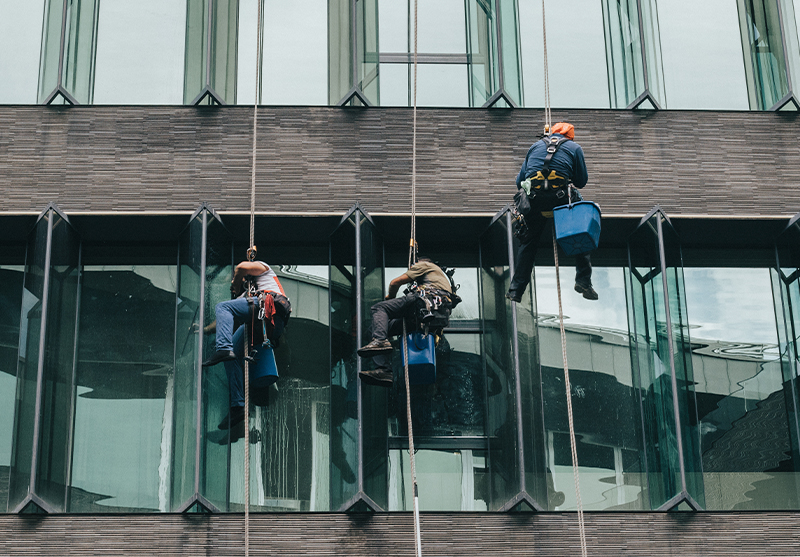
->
[217, 406, 245, 430]
[202, 349, 236, 367]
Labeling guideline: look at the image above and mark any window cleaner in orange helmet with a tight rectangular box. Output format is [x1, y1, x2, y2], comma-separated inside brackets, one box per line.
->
[507, 122, 598, 302]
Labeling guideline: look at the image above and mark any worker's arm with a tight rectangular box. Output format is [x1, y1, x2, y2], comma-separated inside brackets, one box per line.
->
[386, 273, 413, 300]
[231, 261, 269, 296]
[572, 146, 588, 188]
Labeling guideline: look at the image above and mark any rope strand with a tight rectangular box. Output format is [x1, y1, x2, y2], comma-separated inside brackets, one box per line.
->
[405, 2, 422, 556]
[542, 0, 551, 131]
[244, 1, 263, 556]
[552, 229, 588, 557]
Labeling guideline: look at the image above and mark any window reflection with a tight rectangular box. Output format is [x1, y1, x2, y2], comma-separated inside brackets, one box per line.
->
[0, 262, 24, 512]
[536, 265, 646, 510]
[389, 449, 488, 510]
[685, 266, 800, 510]
[70, 264, 177, 512]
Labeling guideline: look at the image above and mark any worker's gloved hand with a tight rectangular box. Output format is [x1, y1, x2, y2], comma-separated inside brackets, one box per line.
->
[230, 280, 242, 298]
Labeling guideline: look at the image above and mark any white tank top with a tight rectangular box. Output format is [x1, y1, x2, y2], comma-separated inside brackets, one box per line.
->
[249, 261, 286, 297]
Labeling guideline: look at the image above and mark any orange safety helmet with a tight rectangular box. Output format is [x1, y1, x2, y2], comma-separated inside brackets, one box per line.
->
[550, 122, 575, 140]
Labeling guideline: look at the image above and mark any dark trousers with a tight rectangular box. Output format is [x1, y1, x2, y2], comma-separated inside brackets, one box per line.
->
[508, 211, 592, 298]
[369, 293, 417, 370]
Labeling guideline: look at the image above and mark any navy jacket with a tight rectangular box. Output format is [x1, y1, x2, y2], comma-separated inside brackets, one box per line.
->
[515, 134, 588, 189]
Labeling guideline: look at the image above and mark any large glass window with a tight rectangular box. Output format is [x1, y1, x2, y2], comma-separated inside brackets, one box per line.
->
[0, 0, 46, 103]
[0, 249, 25, 512]
[536, 265, 645, 510]
[658, 0, 749, 109]
[382, 265, 486, 510]
[738, 0, 793, 109]
[237, 0, 328, 105]
[93, 1, 186, 104]
[519, 0, 610, 108]
[686, 264, 800, 509]
[68, 251, 177, 512]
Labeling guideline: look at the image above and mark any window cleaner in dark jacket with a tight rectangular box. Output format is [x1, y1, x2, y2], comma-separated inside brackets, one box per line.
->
[506, 122, 598, 303]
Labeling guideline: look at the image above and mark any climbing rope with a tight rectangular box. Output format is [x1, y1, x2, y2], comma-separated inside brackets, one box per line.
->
[403, 1, 422, 556]
[541, 0, 552, 133]
[541, 0, 586, 554]
[243, 1, 264, 556]
[552, 228, 588, 557]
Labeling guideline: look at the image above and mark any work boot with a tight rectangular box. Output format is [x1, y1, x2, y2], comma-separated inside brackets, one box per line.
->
[357, 339, 392, 357]
[202, 349, 236, 367]
[574, 283, 599, 301]
[217, 406, 245, 430]
[505, 290, 522, 303]
[358, 368, 393, 387]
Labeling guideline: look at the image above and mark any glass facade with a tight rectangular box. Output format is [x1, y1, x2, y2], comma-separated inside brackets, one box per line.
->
[3, 0, 798, 108]
[3, 205, 800, 513]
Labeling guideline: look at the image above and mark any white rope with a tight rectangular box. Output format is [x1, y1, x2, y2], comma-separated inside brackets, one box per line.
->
[402, 322, 422, 557]
[244, 1, 263, 555]
[409, 0, 418, 269]
[404, 2, 422, 556]
[541, 0, 551, 131]
[552, 229, 588, 557]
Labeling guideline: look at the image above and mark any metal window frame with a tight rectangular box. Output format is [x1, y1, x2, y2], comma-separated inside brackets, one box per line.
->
[174, 203, 230, 514]
[626, 206, 703, 511]
[12, 204, 80, 514]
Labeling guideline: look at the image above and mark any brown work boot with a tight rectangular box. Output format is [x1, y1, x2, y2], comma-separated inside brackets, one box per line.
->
[357, 338, 392, 357]
[574, 283, 599, 301]
[359, 368, 393, 387]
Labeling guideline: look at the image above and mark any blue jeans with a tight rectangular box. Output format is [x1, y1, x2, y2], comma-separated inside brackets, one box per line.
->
[218, 298, 287, 408]
[214, 297, 253, 352]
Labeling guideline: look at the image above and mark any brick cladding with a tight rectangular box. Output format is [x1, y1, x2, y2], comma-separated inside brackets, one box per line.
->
[1, 512, 800, 556]
[0, 106, 798, 217]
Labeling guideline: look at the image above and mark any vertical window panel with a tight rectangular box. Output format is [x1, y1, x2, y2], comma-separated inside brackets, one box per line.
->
[69, 261, 177, 512]
[536, 266, 645, 510]
[658, 0, 748, 109]
[0, 256, 24, 512]
[686, 266, 800, 509]
[0, 0, 46, 103]
[93, 0, 186, 104]
[520, 0, 609, 108]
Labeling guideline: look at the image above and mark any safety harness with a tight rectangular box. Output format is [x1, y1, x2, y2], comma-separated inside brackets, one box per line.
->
[408, 266, 461, 335]
[512, 134, 575, 237]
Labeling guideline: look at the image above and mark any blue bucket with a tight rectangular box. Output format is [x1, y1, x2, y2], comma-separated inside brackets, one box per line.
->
[249, 343, 279, 389]
[401, 332, 436, 385]
[553, 201, 602, 255]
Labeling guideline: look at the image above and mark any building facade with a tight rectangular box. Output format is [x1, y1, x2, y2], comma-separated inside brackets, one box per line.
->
[2, 1, 800, 555]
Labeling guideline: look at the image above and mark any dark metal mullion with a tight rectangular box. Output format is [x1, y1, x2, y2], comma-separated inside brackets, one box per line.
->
[226, 234, 234, 511]
[625, 231, 654, 509]
[493, 0, 504, 94]
[505, 211, 526, 496]
[773, 244, 800, 474]
[351, 0, 358, 92]
[170, 235, 182, 512]
[28, 209, 54, 501]
[194, 209, 208, 499]
[205, 0, 214, 90]
[477, 227, 493, 506]
[63, 239, 83, 511]
[355, 209, 364, 494]
[635, 0, 649, 95]
[56, 0, 69, 91]
[773, 0, 794, 98]
[656, 215, 689, 500]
